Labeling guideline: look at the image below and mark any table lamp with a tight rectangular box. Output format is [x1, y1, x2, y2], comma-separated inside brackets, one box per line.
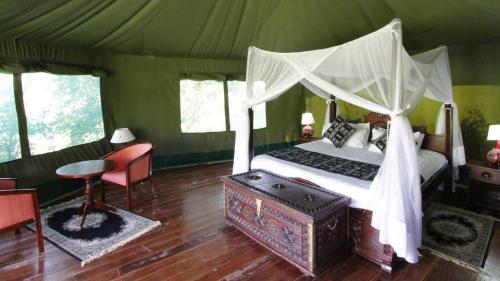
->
[110, 128, 135, 147]
[486, 124, 500, 168]
[301, 112, 315, 138]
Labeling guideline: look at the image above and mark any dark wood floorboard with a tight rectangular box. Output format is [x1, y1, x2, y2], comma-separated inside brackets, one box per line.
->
[0, 162, 498, 281]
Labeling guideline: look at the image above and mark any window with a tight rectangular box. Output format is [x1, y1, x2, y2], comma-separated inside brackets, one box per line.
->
[22, 73, 105, 155]
[180, 78, 267, 133]
[0, 74, 21, 163]
[180, 79, 226, 133]
[227, 80, 266, 130]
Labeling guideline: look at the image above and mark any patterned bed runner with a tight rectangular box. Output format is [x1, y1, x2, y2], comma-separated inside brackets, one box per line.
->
[266, 147, 379, 181]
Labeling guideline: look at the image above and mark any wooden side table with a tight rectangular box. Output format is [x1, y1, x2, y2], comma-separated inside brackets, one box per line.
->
[56, 160, 117, 228]
[466, 161, 500, 211]
[298, 137, 321, 144]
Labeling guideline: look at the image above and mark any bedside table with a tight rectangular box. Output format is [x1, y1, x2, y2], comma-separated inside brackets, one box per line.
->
[466, 161, 500, 211]
[298, 137, 321, 144]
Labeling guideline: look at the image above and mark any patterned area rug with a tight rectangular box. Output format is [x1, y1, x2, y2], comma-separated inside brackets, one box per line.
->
[423, 204, 494, 268]
[27, 197, 160, 266]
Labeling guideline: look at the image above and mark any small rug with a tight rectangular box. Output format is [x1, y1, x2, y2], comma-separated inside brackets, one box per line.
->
[27, 197, 160, 266]
[422, 203, 494, 268]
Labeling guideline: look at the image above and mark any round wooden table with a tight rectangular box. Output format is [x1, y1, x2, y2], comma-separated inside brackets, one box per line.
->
[56, 160, 117, 229]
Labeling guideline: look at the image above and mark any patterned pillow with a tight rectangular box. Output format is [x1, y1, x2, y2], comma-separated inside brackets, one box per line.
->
[370, 133, 387, 153]
[322, 116, 355, 147]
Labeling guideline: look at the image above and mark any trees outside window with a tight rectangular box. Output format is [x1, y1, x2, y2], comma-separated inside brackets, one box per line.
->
[22, 73, 104, 155]
[0, 74, 21, 163]
[180, 79, 226, 133]
[180, 78, 266, 133]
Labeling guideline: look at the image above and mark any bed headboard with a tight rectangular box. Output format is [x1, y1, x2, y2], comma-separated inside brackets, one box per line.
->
[363, 112, 427, 133]
[327, 99, 452, 161]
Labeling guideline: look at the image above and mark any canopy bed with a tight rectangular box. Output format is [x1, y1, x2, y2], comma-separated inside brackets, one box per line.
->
[232, 19, 466, 272]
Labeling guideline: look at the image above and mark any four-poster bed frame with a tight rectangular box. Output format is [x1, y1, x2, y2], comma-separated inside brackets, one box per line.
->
[246, 98, 453, 272]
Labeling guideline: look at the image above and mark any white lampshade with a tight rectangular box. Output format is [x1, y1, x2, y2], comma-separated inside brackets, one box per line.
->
[110, 128, 135, 144]
[301, 112, 315, 125]
[487, 124, 500, 140]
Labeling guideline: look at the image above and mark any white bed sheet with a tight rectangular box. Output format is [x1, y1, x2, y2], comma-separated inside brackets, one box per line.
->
[251, 139, 448, 209]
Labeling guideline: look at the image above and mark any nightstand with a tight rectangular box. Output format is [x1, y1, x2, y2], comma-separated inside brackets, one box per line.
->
[298, 137, 321, 144]
[466, 161, 500, 211]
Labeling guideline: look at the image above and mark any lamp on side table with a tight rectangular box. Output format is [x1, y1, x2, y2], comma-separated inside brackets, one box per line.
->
[110, 128, 135, 149]
[487, 124, 500, 169]
[301, 112, 315, 139]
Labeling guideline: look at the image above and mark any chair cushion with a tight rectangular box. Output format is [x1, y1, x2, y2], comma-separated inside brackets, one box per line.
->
[101, 169, 127, 186]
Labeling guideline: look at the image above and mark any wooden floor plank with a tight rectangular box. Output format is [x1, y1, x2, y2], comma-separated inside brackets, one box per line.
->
[0, 162, 498, 281]
[424, 259, 478, 281]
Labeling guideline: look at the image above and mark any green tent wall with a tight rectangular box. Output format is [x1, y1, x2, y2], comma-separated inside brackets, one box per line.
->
[98, 53, 304, 168]
[0, 0, 499, 203]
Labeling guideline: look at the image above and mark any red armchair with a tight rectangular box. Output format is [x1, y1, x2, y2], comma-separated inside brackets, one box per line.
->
[101, 142, 154, 210]
[0, 178, 44, 252]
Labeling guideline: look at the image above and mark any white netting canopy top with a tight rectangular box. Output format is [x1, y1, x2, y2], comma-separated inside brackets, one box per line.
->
[233, 19, 465, 263]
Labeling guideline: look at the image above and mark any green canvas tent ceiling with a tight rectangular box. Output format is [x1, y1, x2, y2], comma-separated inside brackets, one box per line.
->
[1, 0, 500, 59]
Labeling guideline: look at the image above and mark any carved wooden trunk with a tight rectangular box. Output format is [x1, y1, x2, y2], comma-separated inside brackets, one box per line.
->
[221, 169, 350, 276]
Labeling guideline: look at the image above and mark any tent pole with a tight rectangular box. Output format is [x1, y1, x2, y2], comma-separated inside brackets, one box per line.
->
[329, 95, 336, 123]
[248, 108, 254, 163]
[444, 103, 453, 203]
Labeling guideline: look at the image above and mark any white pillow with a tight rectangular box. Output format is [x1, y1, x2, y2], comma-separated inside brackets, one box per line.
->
[350, 122, 370, 130]
[322, 122, 331, 135]
[368, 143, 383, 154]
[343, 123, 370, 148]
[366, 127, 387, 154]
[367, 130, 424, 154]
[322, 121, 370, 135]
[344, 128, 370, 148]
[414, 132, 425, 150]
[321, 137, 332, 144]
[371, 127, 387, 140]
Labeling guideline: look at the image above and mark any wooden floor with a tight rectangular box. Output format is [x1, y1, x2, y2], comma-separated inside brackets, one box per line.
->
[1, 162, 499, 281]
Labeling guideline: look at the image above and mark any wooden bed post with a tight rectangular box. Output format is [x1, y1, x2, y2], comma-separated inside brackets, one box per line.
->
[329, 95, 336, 123]
[248, 108, 254, 163]
[444, 103, 453, 203]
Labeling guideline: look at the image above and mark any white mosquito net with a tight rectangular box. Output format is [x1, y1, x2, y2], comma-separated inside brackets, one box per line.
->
[233, 19, 465, 263]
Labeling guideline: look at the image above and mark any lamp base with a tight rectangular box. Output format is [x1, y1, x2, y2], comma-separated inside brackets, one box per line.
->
[302, 125, 314, 139]
[487, 142, 500, 169]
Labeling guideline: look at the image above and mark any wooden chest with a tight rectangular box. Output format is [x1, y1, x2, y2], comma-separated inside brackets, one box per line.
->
[221, 169, 351, 276]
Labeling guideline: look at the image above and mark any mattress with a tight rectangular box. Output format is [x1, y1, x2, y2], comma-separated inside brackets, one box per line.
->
[251, 139, 448, 209]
